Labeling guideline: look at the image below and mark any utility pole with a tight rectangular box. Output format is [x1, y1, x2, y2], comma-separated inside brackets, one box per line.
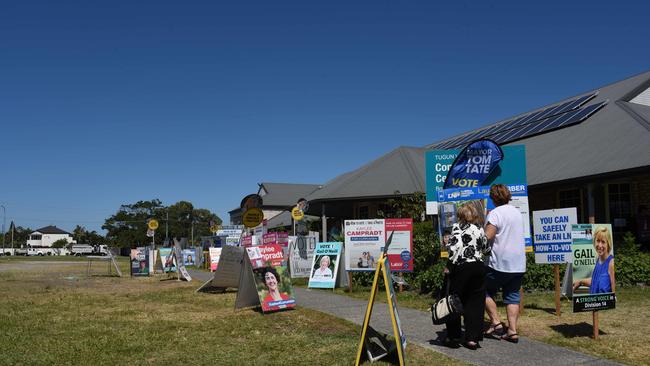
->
[165, 210, 169, 243]
[1, 205, 5, 252]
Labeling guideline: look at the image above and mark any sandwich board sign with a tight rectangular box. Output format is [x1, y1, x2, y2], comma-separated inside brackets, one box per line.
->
[196, 245, 245, 292]
[235, 244, 296, 313]
[308, 242, 342, 289]
[355, 233, 405, 366]
[288, 234, 318, 278]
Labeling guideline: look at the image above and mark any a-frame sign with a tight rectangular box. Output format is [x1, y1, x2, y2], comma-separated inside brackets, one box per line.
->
[355, 233, 406, 365]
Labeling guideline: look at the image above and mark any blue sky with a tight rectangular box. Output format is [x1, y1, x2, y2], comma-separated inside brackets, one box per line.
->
[1, 0, 648, 234]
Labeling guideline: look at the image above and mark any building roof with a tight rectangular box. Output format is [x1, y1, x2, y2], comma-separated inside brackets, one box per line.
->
[306, 146, 426, 202]
[426, 70, 650, 186]
[304, 71, 650, 206]
[257, 182, 322, 207]
[265, 210, 319, 229]
[33, 225, 71, 235]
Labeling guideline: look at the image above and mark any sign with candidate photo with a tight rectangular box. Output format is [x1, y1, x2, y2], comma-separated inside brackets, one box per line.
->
[571, 224, 616, 312]
[308, 242, 342, 289]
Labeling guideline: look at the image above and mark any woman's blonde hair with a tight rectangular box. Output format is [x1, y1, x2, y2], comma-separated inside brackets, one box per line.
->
[593, 226, 612, 254]
[457, 203, 479, 225]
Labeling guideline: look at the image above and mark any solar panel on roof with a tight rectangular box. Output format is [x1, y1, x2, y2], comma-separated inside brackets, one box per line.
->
[534, 100, 571, 121]
[558, 101, 606, 128]
[507, 118, 544, 141]
[429, 92, 603, 150]
[524, 114, 563, 136]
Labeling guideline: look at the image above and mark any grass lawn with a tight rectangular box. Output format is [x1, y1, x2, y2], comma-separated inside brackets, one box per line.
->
[0, 259, 464, 366]
[332, 283, 650, 366]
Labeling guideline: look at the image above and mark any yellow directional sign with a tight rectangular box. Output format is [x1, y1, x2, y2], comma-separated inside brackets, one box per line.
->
[242, 208, 264, 228]
[291, 207, 304, 221]
[148, 219, 159, 230]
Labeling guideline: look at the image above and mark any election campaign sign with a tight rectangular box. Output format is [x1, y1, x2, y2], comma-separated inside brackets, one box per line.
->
[159, 248, 177, 273]
[130, 247, 149, 276]
[385, 219, 413, 272]
[425, 145, 527, 215]
[345, 220, 385, 271]
[572, 224, 616, 313]
[533, 208, 577, 264]
[308, 242, 342, 289]
[437, 187, 489, 257]
[289, 234, 317, 278]
[246, 244, 296, 313]
[182, 249, 197, 266]
[209, 247, 222, 271]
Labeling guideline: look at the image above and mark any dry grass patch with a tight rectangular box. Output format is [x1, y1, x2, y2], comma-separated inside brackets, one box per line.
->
[0, 262, 464, 366]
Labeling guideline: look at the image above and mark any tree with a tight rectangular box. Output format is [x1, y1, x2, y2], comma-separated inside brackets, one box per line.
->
[2, 225, 33, 248]
[73, 225, 106, 245]
[377, 191, 426, 221]
[102, 199, 222, 248]
[51, 239, 69, 248]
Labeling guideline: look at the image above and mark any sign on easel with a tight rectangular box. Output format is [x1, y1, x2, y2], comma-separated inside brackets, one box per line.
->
[159, 248, 177, 273]
[355, 234, 406, 366]
[308, 242, 341, 289]
[235, 244, 296, 313]
[130, 247, 150, 276]
[174, 244, 192, 282]
[196, 245, 245, 292]
[288, 234, 317, 278]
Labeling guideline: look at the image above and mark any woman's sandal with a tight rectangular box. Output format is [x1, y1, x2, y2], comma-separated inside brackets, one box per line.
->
[501, 332, 519, 343]
[484, 322, 506, 339]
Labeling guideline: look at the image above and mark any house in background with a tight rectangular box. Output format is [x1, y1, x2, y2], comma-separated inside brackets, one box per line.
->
[27, 225, 76, 248]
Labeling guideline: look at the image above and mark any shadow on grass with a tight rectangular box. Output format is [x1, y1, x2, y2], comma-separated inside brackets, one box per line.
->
[550, 322, 607, 338]
[525, 302, 559, 315]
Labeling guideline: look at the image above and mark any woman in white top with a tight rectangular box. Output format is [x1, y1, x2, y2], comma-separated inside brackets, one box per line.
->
[483, 184, 526, 343]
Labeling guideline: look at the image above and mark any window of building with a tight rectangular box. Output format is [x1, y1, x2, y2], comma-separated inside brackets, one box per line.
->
[558, 188, 583, 221]
[608, 183, 632, 229]
[358, 205, 369, 219]
[30, 234, 42, 240]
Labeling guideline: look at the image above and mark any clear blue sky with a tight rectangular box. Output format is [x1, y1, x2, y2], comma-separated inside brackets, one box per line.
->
[1, 0, 648, 234]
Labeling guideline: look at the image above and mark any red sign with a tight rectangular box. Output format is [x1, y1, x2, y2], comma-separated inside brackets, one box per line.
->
[385, 218, 414, 272]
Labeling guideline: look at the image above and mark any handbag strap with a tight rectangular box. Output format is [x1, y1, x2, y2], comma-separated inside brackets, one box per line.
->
[445, 273, 451, 297]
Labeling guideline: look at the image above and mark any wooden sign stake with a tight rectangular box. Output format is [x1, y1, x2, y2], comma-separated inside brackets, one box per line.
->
[554, 264, 561, 317]
[593, 311, 599, 339]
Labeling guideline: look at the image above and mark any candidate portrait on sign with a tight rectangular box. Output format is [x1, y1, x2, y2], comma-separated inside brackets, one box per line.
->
[312, 255, 333, 279]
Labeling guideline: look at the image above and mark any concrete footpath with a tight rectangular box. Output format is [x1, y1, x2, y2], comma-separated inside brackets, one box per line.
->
[190, 270, 619, 366]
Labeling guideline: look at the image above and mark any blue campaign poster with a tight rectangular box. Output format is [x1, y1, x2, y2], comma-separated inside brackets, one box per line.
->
[308, 242, 342, 289]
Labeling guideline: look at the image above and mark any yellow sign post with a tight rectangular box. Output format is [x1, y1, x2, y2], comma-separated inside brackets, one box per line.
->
[148, 219, 159, 231]
[242, 208, 264, 228]
[355, 234, 406, 366]
[291, 206, 304, 221]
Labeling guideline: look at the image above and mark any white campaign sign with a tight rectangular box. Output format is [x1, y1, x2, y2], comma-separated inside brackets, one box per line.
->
[344, 219, 385, 272]
[532, 207, 577, 264]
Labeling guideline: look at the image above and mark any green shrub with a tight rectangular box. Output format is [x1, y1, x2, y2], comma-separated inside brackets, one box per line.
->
[616, 251, 650, 286]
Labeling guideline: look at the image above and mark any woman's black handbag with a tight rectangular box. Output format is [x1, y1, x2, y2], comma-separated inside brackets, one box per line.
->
[431, 276, 464, 325]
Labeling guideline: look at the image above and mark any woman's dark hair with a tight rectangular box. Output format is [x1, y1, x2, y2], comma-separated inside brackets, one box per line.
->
[490, 184, 512, 206]
[261, 267, 281, 286]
